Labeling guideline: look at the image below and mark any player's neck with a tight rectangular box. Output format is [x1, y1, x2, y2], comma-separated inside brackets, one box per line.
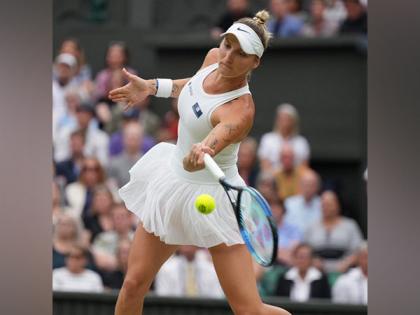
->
[211, 70, 247, 92]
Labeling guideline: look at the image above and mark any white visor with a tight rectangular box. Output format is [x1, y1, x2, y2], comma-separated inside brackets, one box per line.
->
[220, 23, 264, 58]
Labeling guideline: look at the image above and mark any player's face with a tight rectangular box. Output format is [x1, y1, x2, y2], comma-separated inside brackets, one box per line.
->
[218, 35, 260, 78]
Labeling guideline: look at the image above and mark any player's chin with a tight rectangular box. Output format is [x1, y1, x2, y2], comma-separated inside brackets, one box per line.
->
[219, 67, 244, 78]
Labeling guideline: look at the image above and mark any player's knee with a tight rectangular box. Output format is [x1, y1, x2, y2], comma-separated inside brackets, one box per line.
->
[121, 276, 150, 298]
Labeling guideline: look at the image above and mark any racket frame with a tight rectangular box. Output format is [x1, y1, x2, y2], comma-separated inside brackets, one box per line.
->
[219, 178, 278, 266]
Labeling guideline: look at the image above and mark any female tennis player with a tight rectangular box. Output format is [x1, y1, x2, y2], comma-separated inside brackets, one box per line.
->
[109, 10, 291, 315]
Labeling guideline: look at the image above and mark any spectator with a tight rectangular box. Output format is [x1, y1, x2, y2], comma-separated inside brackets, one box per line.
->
[258, 103, 310, 174]
[94, 41, 136, 102]
[107, 122, 144, 188]
[53, 181, 68, 227]
[339, 0, 367, 35]
[156, 98, 180, 143]
[55, 129, 86, 185]
[237, 137, 259, 187]
[323, 0, 347, 25]
[284, 169, 322, 234]
[65, 157, 107, 218]
[54, 103, 110, 167]
[304, 191, 364, 273]
[58, 37, 94, 94]
[101, 239, 131, 290]
[109, 111, 156, 157]
[300, 0, 339, 37]
[53, 88, 82, 142]
[286, 0, 308, 21]
[275, 244, 331, 301]
[83, 185, 115, 242]
[210, 0, 253, 38]
[255, 172, 279, 204]
[155, 246, 224, 298]
[92, 204, 134, 272]
[271, 200, 302, 266]
[332, 241, 368, 304]
[53, 53, 77, 140]
[53, 213, 90, 269]
[53, 245, 104, 292]
[274, 144, 307, 201]
[267, 0, 304, 37]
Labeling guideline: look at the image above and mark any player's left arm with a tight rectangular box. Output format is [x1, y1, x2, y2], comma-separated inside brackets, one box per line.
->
[183, 96, 255, 172]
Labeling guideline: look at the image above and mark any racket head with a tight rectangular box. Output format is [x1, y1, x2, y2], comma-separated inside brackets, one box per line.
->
[236, 187, 278, 267]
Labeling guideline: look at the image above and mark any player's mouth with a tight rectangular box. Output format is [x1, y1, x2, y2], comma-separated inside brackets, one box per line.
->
[220, 62, 232, 70]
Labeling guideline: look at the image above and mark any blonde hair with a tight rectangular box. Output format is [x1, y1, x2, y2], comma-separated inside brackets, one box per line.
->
[237, 10, 272, 50]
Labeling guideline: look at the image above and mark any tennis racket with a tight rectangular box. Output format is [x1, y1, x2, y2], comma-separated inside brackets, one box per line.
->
[204, 154, 278, 267]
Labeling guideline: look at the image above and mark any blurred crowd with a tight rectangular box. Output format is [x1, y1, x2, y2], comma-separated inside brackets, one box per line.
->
[210, 0, 367, 39]
[52, 0, 367, 305]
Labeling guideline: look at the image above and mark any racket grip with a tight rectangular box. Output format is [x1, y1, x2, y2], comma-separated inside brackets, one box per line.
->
[204, 154, 226, 181]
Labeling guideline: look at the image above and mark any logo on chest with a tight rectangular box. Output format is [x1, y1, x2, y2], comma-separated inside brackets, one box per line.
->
[188, 82, 193, 96]
[192, 102, 203, 118]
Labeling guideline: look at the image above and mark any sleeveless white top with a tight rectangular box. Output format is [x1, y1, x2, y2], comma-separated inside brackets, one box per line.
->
[171, 63, 251, 183]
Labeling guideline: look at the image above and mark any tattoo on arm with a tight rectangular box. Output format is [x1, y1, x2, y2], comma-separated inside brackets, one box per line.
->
[171, 83, 180, 97]
[222, 123, 240, 142]
[209, 138, 218, 150]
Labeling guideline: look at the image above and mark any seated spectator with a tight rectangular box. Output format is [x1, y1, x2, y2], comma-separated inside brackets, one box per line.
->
[92, 204, 134, 272]
[101, 239, 131, 290]
[107, 122, 144, 188]
[274, 144, 307, 201]
[155, 246, 224, 298]
[55, 129, 86, 185]
[304, 191, 363, 273]
[238, 137, 259, 187]
[300, 0, 339, 37]
[156, 98, 179, 143]
[58, 37, 93, 86]
[94, 41, 136, 102]
[271, 200, 302, 266]
[53, 214, 90, 269]
[258, 103, 310, 174]
[332, 241, 368, 304]
[286, 0, 308, 21]
[284, 169, 322, 234]
[275, 243, 331, 301]
[323, 0, 347, 25]
[53, 88, 82, 142]
[52, 181, 71, 227]
[109, 113, 156, 157]
[54, 103, 110, 167]
[267, 0, 304, 38]
[255, 172, 279, 204]
[53, 245, 104, 292]
[83, 185, 115, 242]
[65, 157, 107, 218]
[210, 0, 253, 38]
[53, 53, 78, 141]
[339, 0, 367, 35]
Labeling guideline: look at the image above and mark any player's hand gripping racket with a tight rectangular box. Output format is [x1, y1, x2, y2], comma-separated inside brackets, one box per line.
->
[204, 154, 278, 266]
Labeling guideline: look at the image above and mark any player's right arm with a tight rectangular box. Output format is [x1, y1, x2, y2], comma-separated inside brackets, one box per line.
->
[108, 48, 220, 107]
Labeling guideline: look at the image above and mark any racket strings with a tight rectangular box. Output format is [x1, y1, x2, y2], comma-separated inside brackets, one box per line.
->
[239, 189, 276, 266]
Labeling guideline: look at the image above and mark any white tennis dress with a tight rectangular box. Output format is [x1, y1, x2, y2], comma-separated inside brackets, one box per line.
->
[119, 63, 251, 248]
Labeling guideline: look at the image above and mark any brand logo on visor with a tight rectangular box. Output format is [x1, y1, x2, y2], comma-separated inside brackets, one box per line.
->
[236, 27, 250, 34]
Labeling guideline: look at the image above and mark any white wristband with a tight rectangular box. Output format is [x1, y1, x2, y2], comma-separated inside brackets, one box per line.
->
[155, 78, 173, 98]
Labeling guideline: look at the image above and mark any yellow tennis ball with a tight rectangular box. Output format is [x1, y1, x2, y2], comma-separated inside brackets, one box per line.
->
[195, 194, 216, 215]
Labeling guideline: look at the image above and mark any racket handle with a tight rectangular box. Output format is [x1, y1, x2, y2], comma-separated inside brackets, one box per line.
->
[204, 154, 226, 181]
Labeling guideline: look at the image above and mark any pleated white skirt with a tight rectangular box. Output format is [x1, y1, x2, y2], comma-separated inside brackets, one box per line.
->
[119, 142, 244, 248]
